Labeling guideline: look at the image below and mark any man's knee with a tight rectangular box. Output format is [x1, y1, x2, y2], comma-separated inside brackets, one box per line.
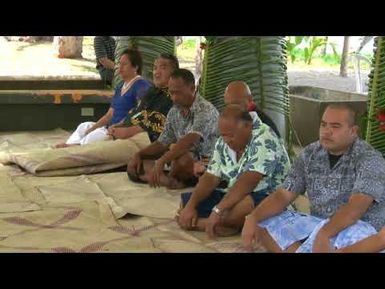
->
[81, 128, 109, 145]
[378, 227, 385, 244]
[258, 227, 283, 253]
[222, 196, 255, 227]
[170, 153, 195, 183]
[173, 153, 194, 170]
[78, 121, 94, 131]
[222, 216, 244, 229]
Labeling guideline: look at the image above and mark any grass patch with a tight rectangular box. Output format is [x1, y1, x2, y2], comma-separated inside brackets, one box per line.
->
[177, 39, 196, 62]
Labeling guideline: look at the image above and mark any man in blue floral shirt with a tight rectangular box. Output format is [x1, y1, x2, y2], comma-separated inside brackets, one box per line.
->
[242, 103, 385, 253]
[177, 104, 290, 238]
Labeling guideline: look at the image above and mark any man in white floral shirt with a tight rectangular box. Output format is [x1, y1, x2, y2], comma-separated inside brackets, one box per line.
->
[177, 104, 290, 238]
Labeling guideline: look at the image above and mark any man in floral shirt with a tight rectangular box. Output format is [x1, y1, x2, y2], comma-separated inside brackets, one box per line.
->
[127, 68, 219, 189]
[192, 80, 283, 178]
[242, 103, 385, 253]
[177, 104, 290, 238]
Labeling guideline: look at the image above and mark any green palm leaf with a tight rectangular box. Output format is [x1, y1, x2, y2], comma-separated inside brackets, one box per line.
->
[200, 36, 293, 156]
[365, 36, 385, 156]
[113, 36, 176, 87]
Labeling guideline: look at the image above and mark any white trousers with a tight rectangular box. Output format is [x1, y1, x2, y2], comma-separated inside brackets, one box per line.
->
[66, 122, 111, 145]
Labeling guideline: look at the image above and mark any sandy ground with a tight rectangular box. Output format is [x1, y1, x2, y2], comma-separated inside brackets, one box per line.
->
[288, 68, 370, 93]
[0, 37, 98, 79]
[0, 37, 370, 93]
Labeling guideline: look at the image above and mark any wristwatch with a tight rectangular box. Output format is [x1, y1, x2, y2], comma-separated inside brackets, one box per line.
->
[212, 205, 224, 216]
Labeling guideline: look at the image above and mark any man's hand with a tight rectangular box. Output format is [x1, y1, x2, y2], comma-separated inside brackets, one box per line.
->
[99, 57, 115, 70]
[149, 159, 166, 188]
[193, 159, 209, 177]
[107, 126, 116, 138]
[312, 228, 332, 253]
[205, 211, 222, 239]
[241, 215, 260, 251]
[177, 205, 198, 230]
[108, 127, 129, 140]
[127, 153, 143, 177]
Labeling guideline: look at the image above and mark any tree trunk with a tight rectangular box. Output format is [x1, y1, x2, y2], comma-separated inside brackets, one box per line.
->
[53, 36, 83, 58]
[357, 36, 374, 53]
[340, 36, 350, 77]
[322, 36, 328, 56]
[195, 36, 203, 82]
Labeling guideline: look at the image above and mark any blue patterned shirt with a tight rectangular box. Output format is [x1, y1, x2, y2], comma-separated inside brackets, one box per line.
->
[283, 138, 385, 230]
[207, 121, 291, 194]
[157, 94, 219, 159]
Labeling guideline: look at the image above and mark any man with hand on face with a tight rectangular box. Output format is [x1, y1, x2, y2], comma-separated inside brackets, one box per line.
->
[127, 68, 219, 189]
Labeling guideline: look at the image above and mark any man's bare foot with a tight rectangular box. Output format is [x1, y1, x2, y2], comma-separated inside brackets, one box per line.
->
[127, 172, 148, 184]
[54, 143, 79, 149]
[215, 226, 239, 237]
[166, 177, 187, 190]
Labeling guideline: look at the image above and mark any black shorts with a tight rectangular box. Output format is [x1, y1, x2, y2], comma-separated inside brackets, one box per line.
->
[181, 189, 269, 218]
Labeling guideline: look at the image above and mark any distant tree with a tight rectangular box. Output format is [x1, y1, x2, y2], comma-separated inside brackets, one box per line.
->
[286, 36, 304, 63]
[53, 36, 83, 58]
[302, 37, 327, 65]
[286, 36, 337, 65]
[357, 36, 374, 53]
[32, 36, 54, 42]
[195, 36, 203, 81]
[340, 36, 350, 77]
[322, 36, 328, 56]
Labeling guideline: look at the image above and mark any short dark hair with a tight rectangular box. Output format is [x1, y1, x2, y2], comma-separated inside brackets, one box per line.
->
[159, 53, 179, 70]
[170, 68, 195, 86]
[120, 48, 143, 75]
[324, 103, 359, 126]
